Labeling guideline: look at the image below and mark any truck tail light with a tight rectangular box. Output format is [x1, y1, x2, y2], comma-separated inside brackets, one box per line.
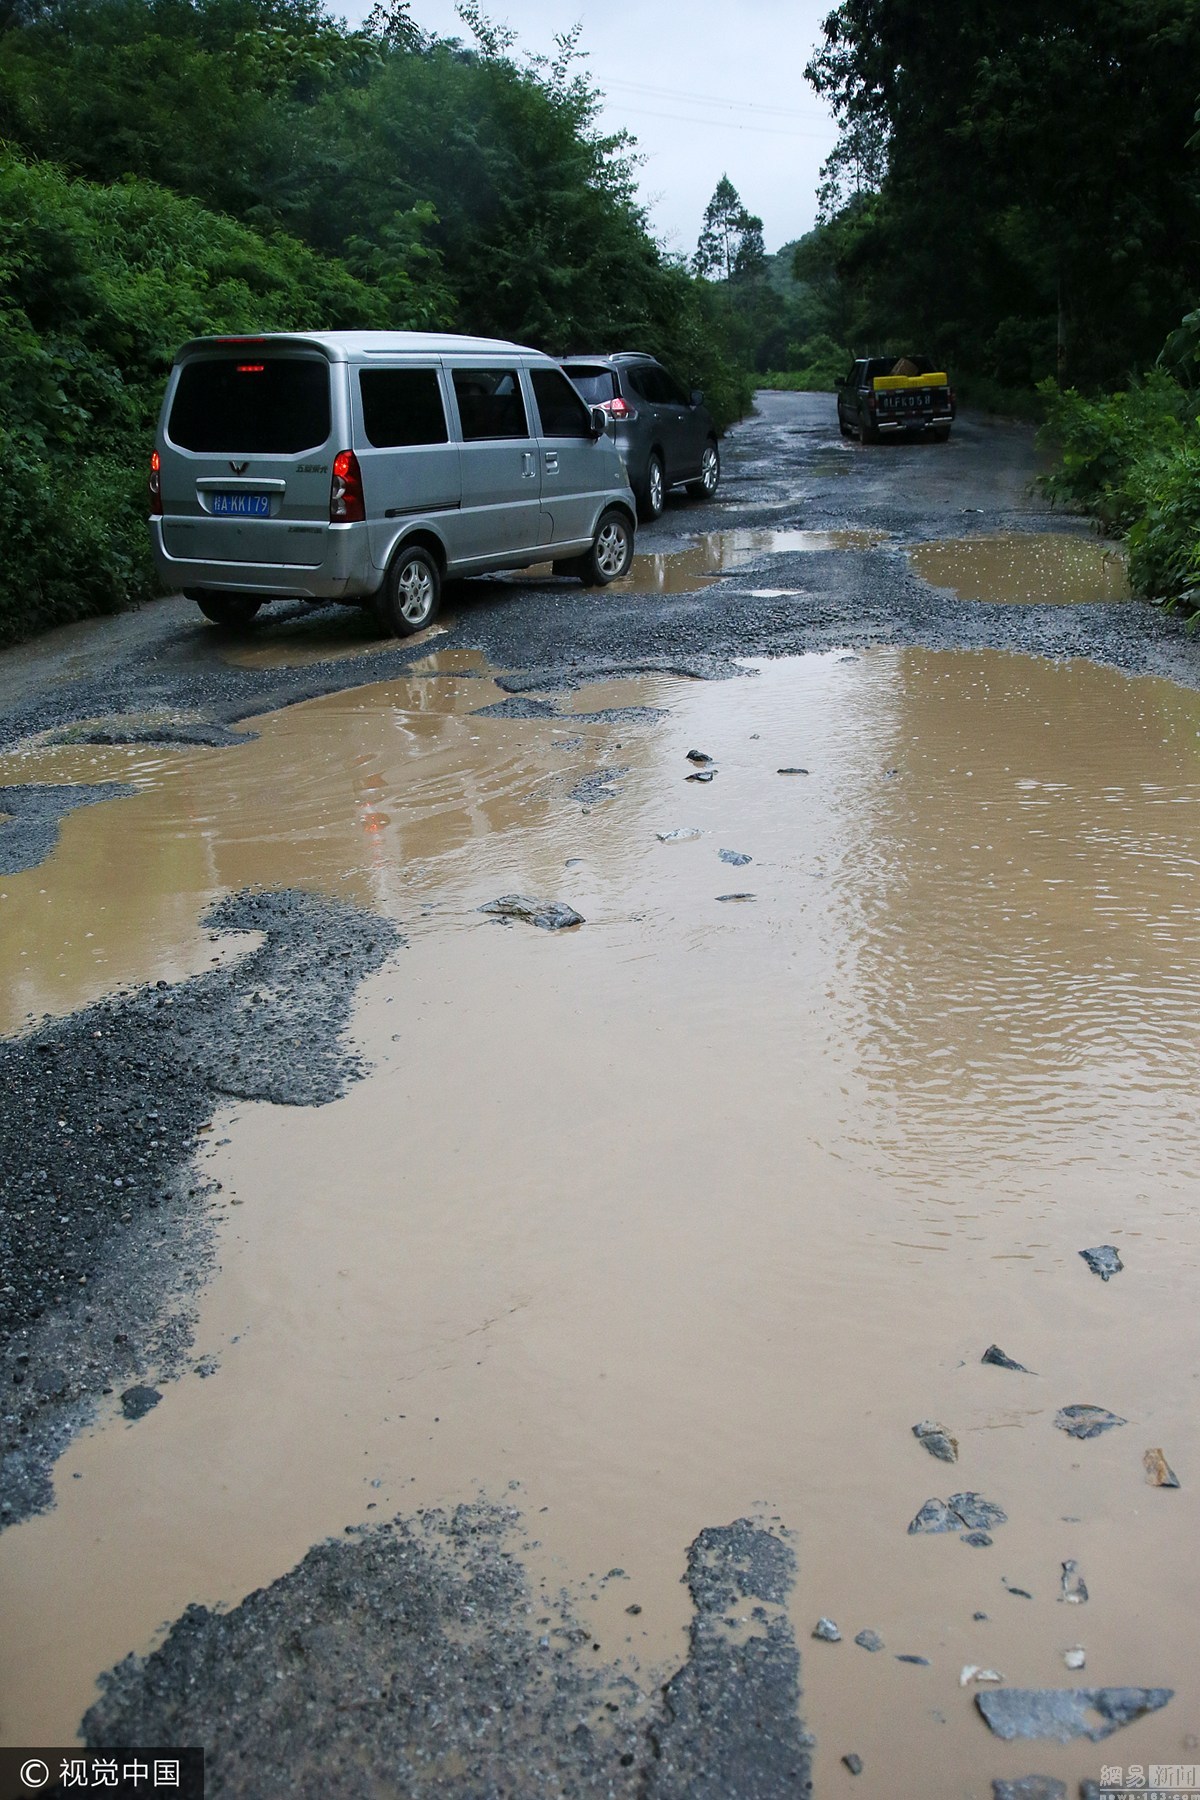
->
[149, 449, 162, 516]
[330, 449, 365, 522]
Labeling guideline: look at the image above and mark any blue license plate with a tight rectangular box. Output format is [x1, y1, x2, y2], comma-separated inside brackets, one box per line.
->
[211, 493, 271, 517]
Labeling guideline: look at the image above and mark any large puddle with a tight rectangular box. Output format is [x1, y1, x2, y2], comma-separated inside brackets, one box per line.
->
[910, 531, 1130, 604]
[3, 647, 1200, 1794]
[505, 527, 890, 598]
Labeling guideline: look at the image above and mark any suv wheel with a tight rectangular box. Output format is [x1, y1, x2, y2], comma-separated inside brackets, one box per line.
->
[191, 592, 262, 628]
[639, 453, 665, 522]
[578, 509, 634, 586]
[687, 440, 720, 500]
[377, 544, 441, 636]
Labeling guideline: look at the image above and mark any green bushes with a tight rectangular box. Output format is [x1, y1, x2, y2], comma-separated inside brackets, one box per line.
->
[1037, 369, 1200, 605]
[0, 149, 398, 642]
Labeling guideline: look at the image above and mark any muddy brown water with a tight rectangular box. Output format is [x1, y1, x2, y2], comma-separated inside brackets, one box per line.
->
[2, 647, 1200, 1795]
[910, 531, 1131, 604]
[503, 527, 891, 598]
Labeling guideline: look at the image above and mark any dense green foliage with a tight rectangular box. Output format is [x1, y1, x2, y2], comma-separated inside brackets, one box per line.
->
[0, 0, 753, 640]
[805, 0, 1200, 393]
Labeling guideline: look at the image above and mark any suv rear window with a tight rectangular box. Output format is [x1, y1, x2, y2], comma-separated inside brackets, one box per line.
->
[359, 368, 448, 447]
[561, 365, 616, 406]
[168, 356, 331, 454]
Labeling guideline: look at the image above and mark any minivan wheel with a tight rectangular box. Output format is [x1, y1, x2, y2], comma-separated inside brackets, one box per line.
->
[378, 545, 441, 636]
[639, 454, 665, 522]
[192, 593, 262, 628]
[578, 509, 634, 586]
[687, 440, 720, 499]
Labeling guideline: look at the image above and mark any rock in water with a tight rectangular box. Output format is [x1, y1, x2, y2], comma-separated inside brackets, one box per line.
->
[1054, 1405, 1126, 1440]
[776, 767, 810, 775]
[992, 1780, 1067, 1800]
[982, 1344, 1032, 1372]
[908, 1493, 1007, 1536]
[853, 1629, 884, 1652]
[685, 770, 716, 783]
[715, 893, 756, 903]
[478, 896, 584, 930]
[686, 750, 713, 765]
[120, 1385, 161, 1421]
[1144, 1448, 1180, 1487]
[1059, 1560, 1088, 1605]
[811, 1618, 841, 1642]
[976, 1686, 1173, 1743]
[1079, 1245, 1123, 1281]
[718, 849, 752, 866]
[842, 1753, 863, 1775]
[908, 1498, 959, 1535]
[656, 828, 702, 843]
[912, 1420, 959, 1463]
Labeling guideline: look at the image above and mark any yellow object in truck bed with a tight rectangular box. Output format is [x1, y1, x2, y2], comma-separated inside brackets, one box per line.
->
[873, 372, 948, 391]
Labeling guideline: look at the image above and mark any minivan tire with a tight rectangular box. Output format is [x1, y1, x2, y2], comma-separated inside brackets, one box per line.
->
[578, 509, 634, 586]
[377, 544, 441, 636]
[191, 592, 262, 628]
[639, 454, 665, 522]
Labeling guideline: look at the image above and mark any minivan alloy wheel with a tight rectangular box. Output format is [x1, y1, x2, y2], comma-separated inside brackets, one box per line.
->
[378, 544, 442, 636]
[396, 557, 434, 624]
[578, 509, 634, 586]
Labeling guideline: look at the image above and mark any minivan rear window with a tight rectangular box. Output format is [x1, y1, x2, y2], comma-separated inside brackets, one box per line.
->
[359, 368, 448, 448]
[168, 356, 331, 454]
[562, 366, 616, 406]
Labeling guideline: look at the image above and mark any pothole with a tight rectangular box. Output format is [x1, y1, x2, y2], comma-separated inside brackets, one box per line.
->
[909, 531, 1130, 604]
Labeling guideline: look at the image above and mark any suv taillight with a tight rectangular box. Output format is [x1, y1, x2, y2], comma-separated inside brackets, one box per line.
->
[149, 449, 162, 517]
[330, 450, 365, 522]
[602, 396, 638, 421]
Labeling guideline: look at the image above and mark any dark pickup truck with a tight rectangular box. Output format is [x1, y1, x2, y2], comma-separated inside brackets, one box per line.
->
[836, 357, 956, 443]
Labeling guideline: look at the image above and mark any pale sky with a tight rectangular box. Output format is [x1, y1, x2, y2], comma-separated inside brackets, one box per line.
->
[341, 0, 842, 258]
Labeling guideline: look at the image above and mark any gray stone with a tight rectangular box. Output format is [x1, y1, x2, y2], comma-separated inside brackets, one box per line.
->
[120, 1385, 161, 1421]
[854, 1629, 884, 1652]
[718, 849, 752, 866]
[1054, 1406, 1126, 1441]
[982, 1345, 1032, 1372]
[685, 770, 716, 783]
[1079, 1246, 1123, 1281]
[991, 1778, 1067, 1800]
[895, 1654, 930, 1665]
[962, 1532, 994, 1548]
[976, 1686, 1173, 1743]
[776, 767, 809, 775]
[842, 1753, 863, 1775]
[686, 750, 713, 765]
[912, 1419, 958, 1463]
[1144, 1447, 1180, 1488]
[950, 1493, 1008, 1532]
[908, 1498, 959, 1535]
[1059, 1560, 1088, 1605]
[478, 896, 584, 931]
[715, 893, 756, 903]
[656, 828, 702, 843]
[811, 1617, 841, 1642]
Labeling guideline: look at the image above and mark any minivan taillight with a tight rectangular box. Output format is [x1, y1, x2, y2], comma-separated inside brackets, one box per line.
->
[149, 449, 162, 516]
[330, 450, 365, 522]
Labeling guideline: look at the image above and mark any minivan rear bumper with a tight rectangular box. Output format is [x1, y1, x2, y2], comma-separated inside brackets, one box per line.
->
[150, 519, 375, 601]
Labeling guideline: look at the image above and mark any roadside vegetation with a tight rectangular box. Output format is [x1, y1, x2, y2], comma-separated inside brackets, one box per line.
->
[802, 0, 1200, 601]
[0, 0, 753, 643]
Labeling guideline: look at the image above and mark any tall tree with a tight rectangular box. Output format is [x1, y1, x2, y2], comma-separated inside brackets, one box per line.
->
[694, 175, 766, 281]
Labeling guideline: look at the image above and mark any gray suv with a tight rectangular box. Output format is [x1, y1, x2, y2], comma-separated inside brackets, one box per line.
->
[560, 353, 720, 521]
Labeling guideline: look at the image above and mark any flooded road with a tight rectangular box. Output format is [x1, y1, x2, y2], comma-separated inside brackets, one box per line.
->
[2, 644, 1199, 1795]
[910, 532, 1130, 604]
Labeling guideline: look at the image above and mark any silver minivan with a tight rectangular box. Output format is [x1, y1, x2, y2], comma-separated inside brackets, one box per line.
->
[150, 330, 638, 634]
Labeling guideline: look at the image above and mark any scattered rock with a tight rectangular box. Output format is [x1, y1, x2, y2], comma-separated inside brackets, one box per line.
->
[478, 896, 584, 931]
[685, 770, 716, 783]
[1079, 1246, 1123, 1281]
[686, 750, 713, 765]
[1063, 1648, 1086, 1671]
[961, 1665, 1004, 1686]
[776, 767, 809, 775]
[982, 1345, 1032, 1373]
[1002, 1580, 1033, 1599]
[1059, 1560, 1088, 1605]
[812, 1618, 841, 1642]
[962, 1532, 994, 1548]
[718, 849, 752, 866]
[908, 1493, 1007, 1536]
[120, 1384, 161, 1421]
[656, 828, 702, 843]
[912, 1420, 958, 1463]
[895, 1654, 930, 1666]
[975, 1686, 1173, 1743]
[1143, 1447, 1180, 1488]
[625, 1604, 642, 1616]
[973, 1612, 989, 1622]
[854, 1629, 884, 1652]
[842, 1753, 863, 1775]
[715, 893, 756, 903]
[1054, 1406, 1126, 1441]
[991, 1779, 1067, 1800]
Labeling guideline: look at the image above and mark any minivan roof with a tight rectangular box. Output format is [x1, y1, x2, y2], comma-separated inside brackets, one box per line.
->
[173, 330, 547, 362]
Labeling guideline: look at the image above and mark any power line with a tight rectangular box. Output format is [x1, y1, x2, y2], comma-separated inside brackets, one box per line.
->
[601, 76, 830, 123]
[599, 101, 836, 141]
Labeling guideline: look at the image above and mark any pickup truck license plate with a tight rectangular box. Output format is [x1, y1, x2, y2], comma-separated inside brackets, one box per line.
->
[211, 493, 271, 517]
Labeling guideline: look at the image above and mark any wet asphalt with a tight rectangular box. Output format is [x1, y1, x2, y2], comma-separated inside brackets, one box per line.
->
[0, 391, 1188, 1794]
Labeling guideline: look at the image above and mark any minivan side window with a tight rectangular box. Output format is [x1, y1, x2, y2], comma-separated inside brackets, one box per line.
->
[451, 369, 529, 441]
[531, 368, 592, 438]
[168, 356, 331, 454]
[359, 369, 448, 447]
